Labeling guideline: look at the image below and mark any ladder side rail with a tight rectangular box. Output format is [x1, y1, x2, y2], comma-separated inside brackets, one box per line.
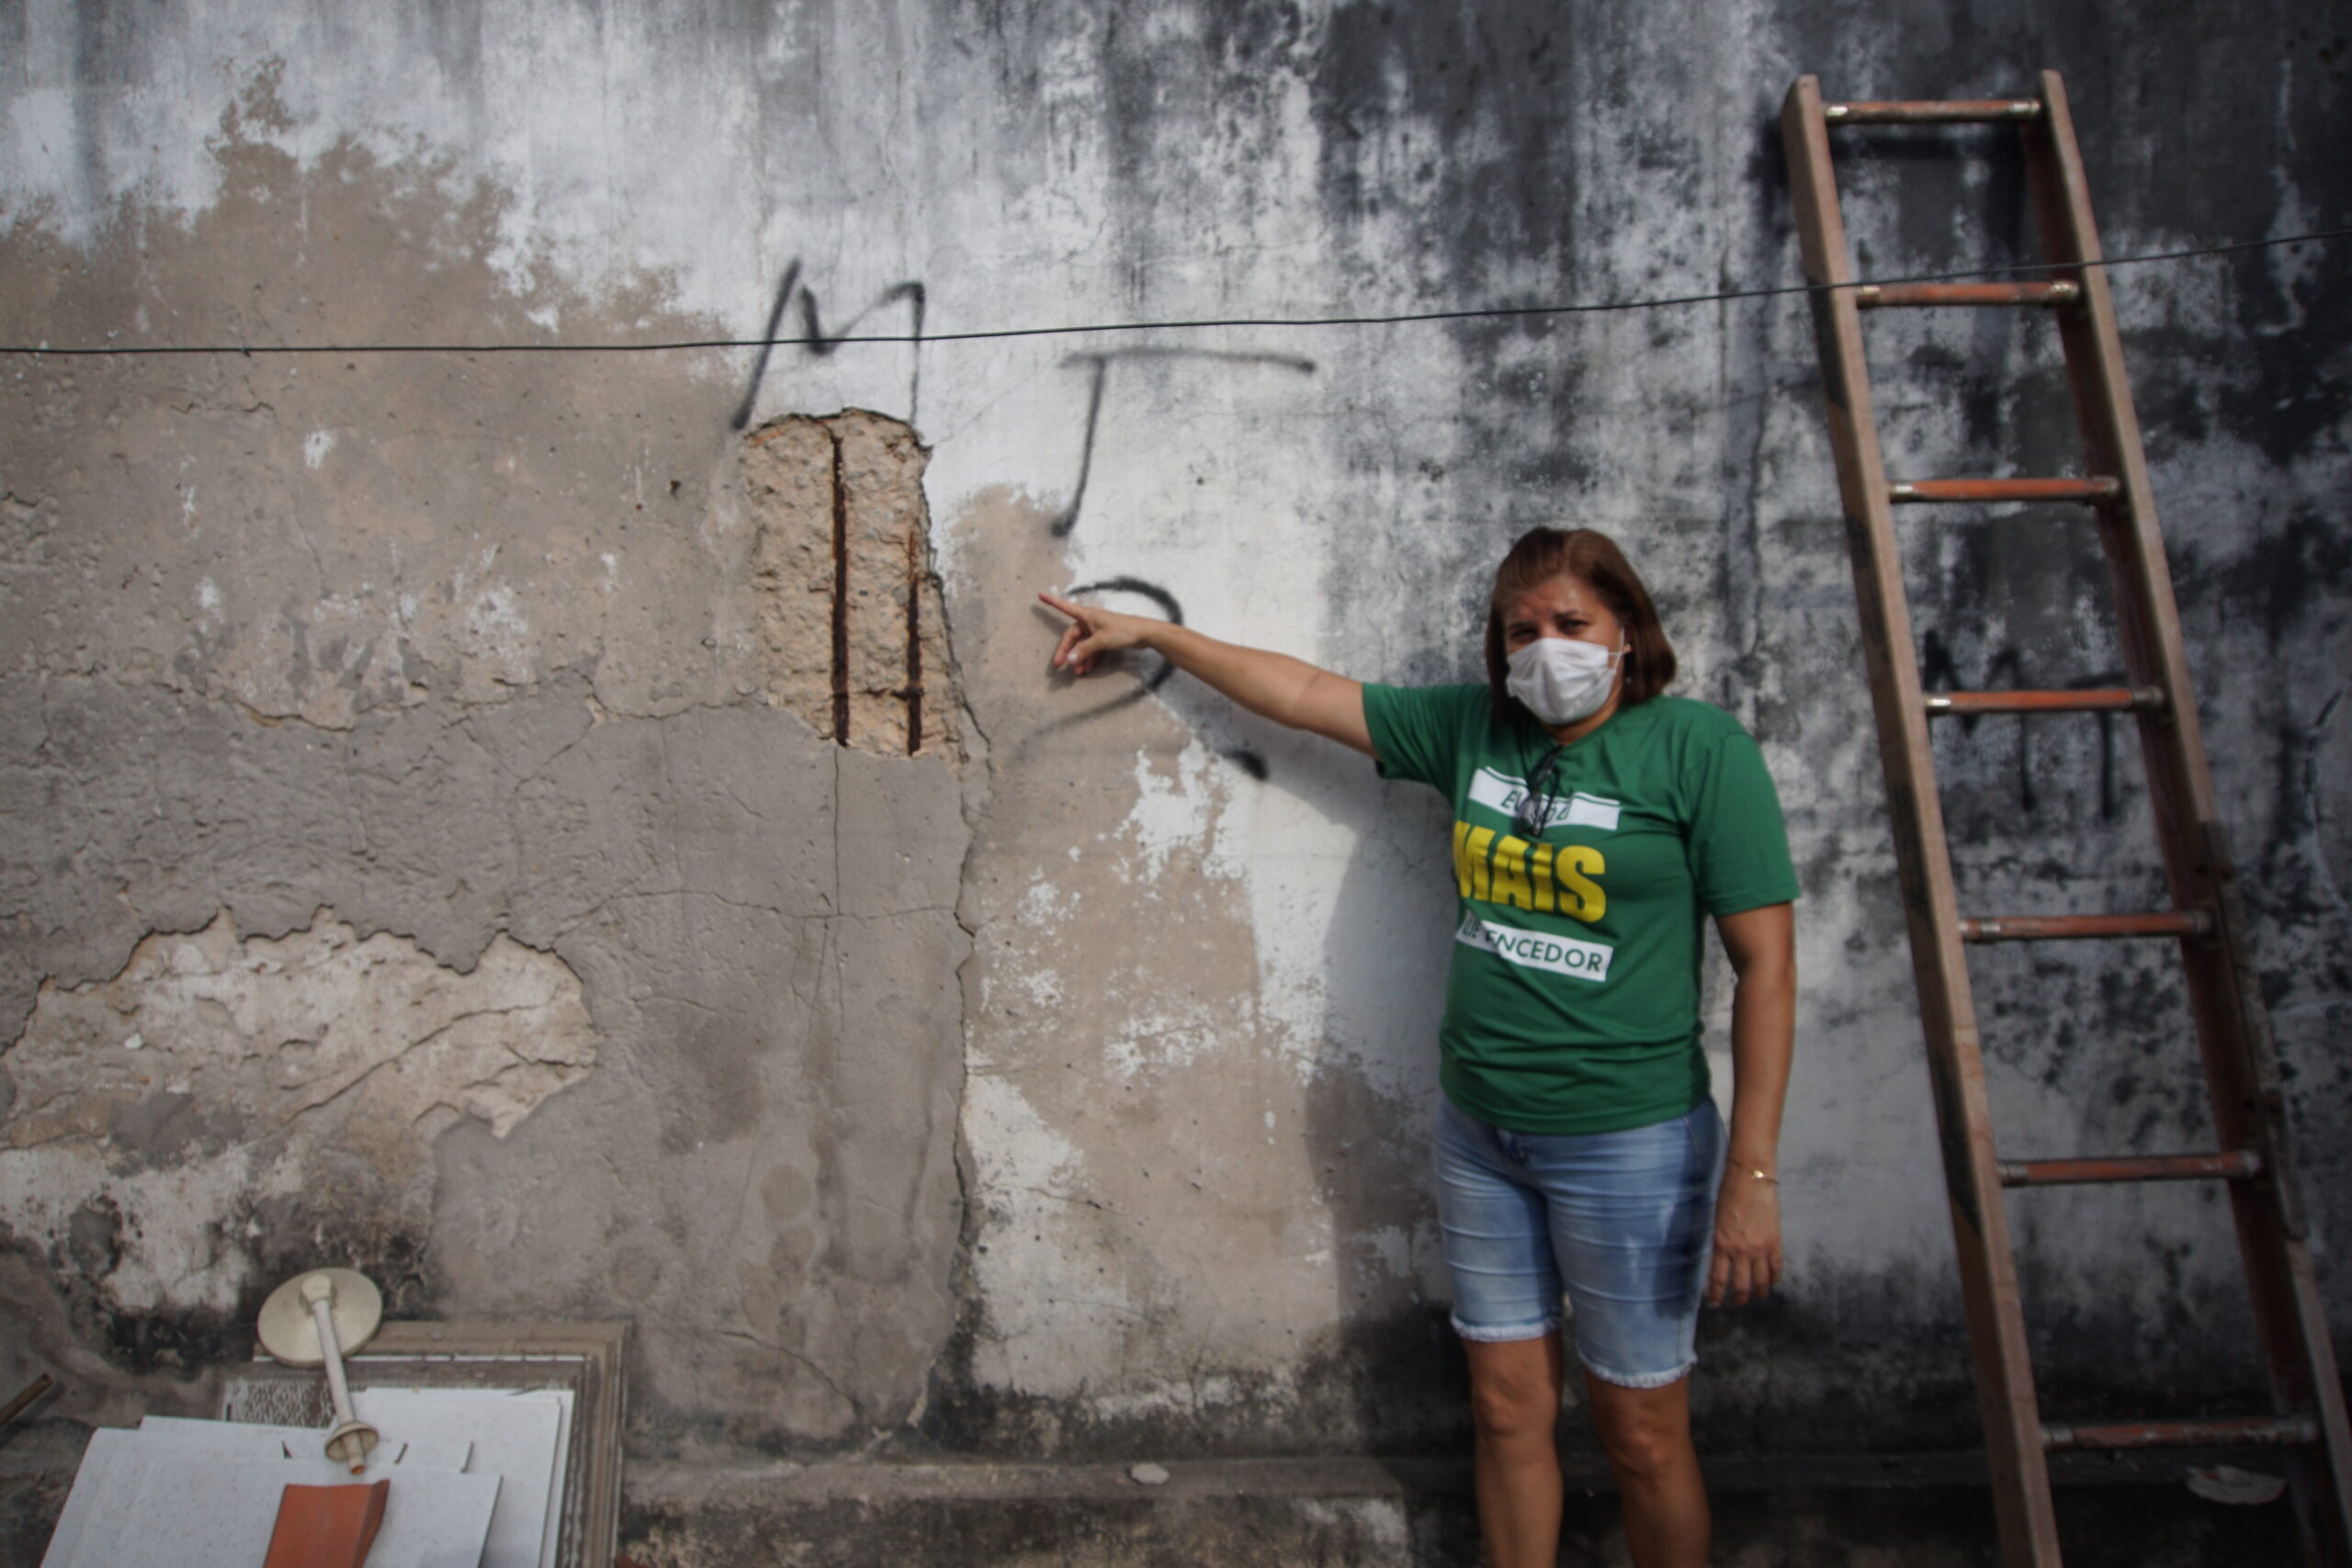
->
[2197, 834, 2352, 1568]
[2023, 71, 2217, 825]
[2020, 80, 2288, 1208]
[1782, 75, 2063, 1568]
[2025, 71, 2352, 1567]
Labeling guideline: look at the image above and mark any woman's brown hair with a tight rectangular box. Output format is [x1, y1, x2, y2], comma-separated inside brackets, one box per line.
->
[1483, 527, 1677, 720]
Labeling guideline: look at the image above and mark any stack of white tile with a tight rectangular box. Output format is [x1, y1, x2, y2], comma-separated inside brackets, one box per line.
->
[41, 1387, 572, 1568]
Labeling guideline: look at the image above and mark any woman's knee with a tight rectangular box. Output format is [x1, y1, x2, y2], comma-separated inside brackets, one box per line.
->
[1589, 1382, 1693, 1482]
[1467, 1346, 1561, 1442]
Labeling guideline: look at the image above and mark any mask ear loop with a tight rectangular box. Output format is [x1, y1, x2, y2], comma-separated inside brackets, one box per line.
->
[1612, 633, 1630, 696]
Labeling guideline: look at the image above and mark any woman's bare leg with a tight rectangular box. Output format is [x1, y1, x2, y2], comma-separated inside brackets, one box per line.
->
[1585, 1372, 1708, 1568]
[1464, 1335, 1566, 1568]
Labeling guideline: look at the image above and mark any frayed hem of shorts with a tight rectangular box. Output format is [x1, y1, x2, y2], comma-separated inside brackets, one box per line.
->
[1578, 1355, 1694, 1390]
[1451, 1315, 1561, 1344]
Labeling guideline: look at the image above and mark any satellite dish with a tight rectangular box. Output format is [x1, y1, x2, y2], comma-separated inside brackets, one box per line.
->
[256, 1269, 384, 1472]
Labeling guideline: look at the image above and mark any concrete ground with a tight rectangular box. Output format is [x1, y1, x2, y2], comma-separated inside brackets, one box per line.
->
[5, 1440, 2301, 1566]
[614, 1453, 2301, 1567]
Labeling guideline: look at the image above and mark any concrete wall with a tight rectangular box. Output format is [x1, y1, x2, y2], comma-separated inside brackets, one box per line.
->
[3, 0, 2346, 1463]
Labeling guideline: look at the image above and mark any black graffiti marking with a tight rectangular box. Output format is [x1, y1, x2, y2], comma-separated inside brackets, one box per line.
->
[730, 260, 803, 432]
[1920, 629, 2127, 819]
[799, 280, 927, 411]
[1052, 358, 1108, 537]
[1031, 346, 1314, 777]
[730, 260, 928, 432]
[1036, 574, 1269, 779]
[1051, 347, 1318, 537]
[1069, 576, 1182, 696]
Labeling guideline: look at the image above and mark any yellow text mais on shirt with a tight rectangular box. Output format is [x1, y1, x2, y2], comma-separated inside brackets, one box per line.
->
[1452, 821, 1605, 921]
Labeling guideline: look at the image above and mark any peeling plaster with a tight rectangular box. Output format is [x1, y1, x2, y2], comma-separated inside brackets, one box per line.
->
[1, 909, 591, 1317]
[6, 909, 592, 1154]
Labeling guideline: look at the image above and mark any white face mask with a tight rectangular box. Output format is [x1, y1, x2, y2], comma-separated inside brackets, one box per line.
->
[1506, 636, 1623, 727]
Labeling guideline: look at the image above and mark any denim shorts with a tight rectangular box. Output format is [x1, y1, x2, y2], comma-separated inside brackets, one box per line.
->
[1434, 1092, 1725, 1388]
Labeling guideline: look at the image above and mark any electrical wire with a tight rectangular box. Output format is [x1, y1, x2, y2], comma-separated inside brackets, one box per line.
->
[2, 226, 2343, 359]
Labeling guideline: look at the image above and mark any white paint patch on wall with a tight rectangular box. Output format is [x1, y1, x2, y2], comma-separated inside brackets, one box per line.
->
[0, 1143, 291, 1314]
[960, 1070, 1141, 1398]
[1297, 1496, 1413, 1557]
[1099, 997, 1235, 1081]
[1119, 739, 1234, 885]
[461, 583, 534, 681]
[1046, 336, 1438, 1095]
[1214, 746, 1416, 1086]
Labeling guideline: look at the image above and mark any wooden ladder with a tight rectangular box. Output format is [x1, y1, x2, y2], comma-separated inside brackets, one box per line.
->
[1781, 70, 2352, 1568]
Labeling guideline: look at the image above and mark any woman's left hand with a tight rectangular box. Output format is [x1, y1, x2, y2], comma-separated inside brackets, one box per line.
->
[1708, 1170, 1783, 1307]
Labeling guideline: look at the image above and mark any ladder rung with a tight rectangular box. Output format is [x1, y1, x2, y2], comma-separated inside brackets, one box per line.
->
[1889, 477, 2121, 504]
[1824, 98, 2044, 124]
[2043, 1415, 2320, 1453]
[1858, 282, 2081, 309]
[1960, 911, 2211, 942]
[1924, 686, 2164, 716]
[1997, 1151, 2261, 1188]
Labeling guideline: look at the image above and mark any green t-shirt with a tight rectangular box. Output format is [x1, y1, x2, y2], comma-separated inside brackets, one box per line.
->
[1362, 685, 1800, 1135]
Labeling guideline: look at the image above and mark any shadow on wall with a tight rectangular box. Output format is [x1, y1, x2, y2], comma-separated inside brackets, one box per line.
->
[1304, 761, 1474, 1457]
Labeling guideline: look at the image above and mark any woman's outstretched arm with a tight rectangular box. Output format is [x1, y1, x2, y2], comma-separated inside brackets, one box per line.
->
[1040, 590, 1373, 756]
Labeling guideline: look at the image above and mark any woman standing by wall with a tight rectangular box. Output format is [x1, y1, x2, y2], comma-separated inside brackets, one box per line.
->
[1040, 526, 1797, 1568]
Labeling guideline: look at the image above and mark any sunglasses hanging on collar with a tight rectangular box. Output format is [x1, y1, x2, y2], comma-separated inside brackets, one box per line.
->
[1512, 744, 1564, 840]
